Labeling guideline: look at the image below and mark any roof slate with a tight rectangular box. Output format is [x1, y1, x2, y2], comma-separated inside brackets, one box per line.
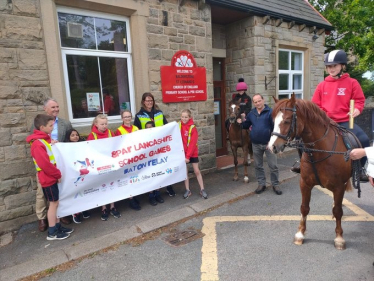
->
[207, 0, 333, 29]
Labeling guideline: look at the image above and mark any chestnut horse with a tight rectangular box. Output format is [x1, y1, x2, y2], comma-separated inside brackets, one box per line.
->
[269, 95, 355, 250]
[227, 101, 253, 183]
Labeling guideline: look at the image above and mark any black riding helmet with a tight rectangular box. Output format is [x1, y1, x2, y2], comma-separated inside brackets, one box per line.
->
[324, 50, 347, 65]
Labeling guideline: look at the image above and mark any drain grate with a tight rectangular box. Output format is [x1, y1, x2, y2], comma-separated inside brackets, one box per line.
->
[163, 229, 204, 247]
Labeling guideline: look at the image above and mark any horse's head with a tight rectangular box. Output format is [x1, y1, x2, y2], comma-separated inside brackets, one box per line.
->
[268, 94, 298, 154]
[228, 101, 241, 124]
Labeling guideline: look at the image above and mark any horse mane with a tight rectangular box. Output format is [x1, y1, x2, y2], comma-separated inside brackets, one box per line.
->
[273, 98, 332, 128]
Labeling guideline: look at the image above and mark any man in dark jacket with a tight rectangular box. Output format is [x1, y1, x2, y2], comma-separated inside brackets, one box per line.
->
[238, 94, 282, 195]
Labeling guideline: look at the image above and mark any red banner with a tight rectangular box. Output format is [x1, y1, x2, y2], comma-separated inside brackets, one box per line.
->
[160, 50, 207, 103]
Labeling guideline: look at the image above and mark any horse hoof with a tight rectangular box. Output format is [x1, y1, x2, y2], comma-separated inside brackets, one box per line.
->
[243, 176, 249, 183]
[334, 238, 346, 250]
[294, 238, 304, 246]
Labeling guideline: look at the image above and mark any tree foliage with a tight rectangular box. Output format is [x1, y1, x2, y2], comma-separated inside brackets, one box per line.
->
[311, 0, 374, 72]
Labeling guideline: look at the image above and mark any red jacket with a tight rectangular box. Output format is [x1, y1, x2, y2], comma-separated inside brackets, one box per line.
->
[26, 130, 61, 187]
[86, 126, 113, 140]
[312, 73, 365, 123]
[180, 118, 198, 160]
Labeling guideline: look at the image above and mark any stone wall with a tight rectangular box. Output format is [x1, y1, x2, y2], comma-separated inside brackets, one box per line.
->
[146, 0, 215, 170]
[0, 0, 48, 234]
[0, 0, 215, 234]
[225, 16, 325, 106]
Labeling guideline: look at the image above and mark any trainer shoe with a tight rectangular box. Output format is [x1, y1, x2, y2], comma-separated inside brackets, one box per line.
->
[155, 191, 164, 203]
[129, 198, 141, 210]
[149, 193, 157, 206]
[166, 185, 176, 197]
[200, 189, 208, 199]
[59, 225, 74, 234]
[82, 211, 91, 219]
[183, 190, 192, 199]
[47, 230, 70, 241]
[101, 209, 109, 221]
[110, 208, 121, 218]
[72, 213, 82, 224]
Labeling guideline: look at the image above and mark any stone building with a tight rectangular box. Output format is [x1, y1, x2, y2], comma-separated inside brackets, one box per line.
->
[0, 0, 332, 234]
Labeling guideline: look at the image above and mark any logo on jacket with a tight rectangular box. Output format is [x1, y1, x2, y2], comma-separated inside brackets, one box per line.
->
[337, 88, 346, 96]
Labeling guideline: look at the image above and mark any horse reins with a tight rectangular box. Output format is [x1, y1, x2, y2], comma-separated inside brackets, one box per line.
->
[273, 105, 362, 197]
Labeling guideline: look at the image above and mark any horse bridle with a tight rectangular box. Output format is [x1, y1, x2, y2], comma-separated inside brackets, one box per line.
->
[271, 105, 297, 142]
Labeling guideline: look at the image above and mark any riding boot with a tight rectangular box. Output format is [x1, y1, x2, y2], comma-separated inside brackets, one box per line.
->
[290, 148, 303, 174]
[359, 171, 369, 182]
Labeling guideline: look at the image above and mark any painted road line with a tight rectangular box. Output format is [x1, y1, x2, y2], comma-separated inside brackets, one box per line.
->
[200, 190, 374, 281]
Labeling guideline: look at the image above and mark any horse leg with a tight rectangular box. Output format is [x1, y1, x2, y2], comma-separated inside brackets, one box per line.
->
[332, 187, 346, 250]
[243, 147, 249, 183]
[232, 146, 239, 181]
[294, 181, 311, 245]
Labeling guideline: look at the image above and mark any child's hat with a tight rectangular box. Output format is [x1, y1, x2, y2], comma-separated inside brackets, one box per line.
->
[236, 78, 248, 91]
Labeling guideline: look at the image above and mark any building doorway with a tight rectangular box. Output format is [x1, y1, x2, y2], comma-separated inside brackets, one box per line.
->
[213, 58, 227, 156]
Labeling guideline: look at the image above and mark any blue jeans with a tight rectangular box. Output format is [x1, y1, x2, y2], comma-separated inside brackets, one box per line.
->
[252, 143, 279, 187]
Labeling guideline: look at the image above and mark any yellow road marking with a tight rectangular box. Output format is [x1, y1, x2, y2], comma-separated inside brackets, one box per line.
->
[200, 188, 374, 281]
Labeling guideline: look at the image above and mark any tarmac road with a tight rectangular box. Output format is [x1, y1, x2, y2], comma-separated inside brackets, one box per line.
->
[1, 149, 374, 281]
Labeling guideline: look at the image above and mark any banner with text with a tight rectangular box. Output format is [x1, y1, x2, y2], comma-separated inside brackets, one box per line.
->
[52, 122, 186, 217]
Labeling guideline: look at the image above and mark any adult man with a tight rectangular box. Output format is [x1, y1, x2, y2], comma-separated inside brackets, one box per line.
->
[31, 98, 73, 231]
[238, 94, 282, 195]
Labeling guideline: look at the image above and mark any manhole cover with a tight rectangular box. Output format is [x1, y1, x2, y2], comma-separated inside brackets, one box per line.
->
[163, 229, 204, 247]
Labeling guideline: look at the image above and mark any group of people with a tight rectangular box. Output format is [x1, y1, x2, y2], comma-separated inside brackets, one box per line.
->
[229, 49, 372, 195]
[27, 48, 373, 241]
[28, 93, 208, 241]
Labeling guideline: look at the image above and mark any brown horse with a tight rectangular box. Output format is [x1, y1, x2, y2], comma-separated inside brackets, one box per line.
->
[268, 94, 353, 250]
[227, 101, 253, 183]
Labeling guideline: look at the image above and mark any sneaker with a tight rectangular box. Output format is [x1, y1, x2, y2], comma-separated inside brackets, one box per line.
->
[82, 211, 91, 219]
[166, 185, 176, 197]
[155, 191, 164, 203]
[101, 209, 109, 221]
[149, 193, 157, 206]
[59, 225, 74, 234]
[110, 208, 121, 218]
[272, 185, 282, 195]
[47, 230, 70, 241]
[72, 213, 82, 224]
[183, 190, 192, 199]
[129, 198, 141, 210]
[200, 189, 208, 199]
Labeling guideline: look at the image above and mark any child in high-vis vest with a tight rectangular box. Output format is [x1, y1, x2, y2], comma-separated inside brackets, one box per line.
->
[115, 110, 142, 211]
[87, 114, 121, 221]
[145, 121, 165, 206]
[26, 114, 74, 240]
[179, 109, 208, 199]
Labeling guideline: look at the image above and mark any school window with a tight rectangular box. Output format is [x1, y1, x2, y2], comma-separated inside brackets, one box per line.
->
[57, 7, 134, 124]
[278, 49, 304, 100]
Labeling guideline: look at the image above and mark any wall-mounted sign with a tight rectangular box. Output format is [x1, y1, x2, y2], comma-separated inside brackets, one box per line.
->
[160, 50, 207, 103]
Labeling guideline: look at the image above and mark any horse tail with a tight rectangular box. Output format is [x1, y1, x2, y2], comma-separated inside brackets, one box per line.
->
[346, 178, 353, 192]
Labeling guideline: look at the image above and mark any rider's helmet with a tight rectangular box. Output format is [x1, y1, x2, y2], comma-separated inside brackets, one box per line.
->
[236, 78, 248, 91]
[324, 50, 347, 66]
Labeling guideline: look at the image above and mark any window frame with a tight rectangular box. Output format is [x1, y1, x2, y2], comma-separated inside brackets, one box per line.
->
[278, 49, 304, 100]
[57, 7, 135, 126]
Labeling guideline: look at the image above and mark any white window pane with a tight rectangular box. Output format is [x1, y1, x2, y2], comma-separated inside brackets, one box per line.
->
[293, 74, 302, 90]
[279, 51, 289, 70]
[291, 52, 302, 70]
[295, 93, 303, 99]
[279, 74, 289, 90]
[278, 94, 289, 100]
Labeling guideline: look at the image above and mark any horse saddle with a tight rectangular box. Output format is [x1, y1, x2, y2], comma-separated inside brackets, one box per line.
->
[338, 126, 362, 150]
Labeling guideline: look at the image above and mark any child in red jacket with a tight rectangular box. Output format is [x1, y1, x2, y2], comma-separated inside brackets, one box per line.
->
[87, 114, 121, 221]
[179, 109, 208, 199]
[26, 114, 73, 240]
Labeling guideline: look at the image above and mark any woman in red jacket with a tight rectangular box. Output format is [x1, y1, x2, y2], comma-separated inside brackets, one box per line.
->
[180, 109, 208, 199]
